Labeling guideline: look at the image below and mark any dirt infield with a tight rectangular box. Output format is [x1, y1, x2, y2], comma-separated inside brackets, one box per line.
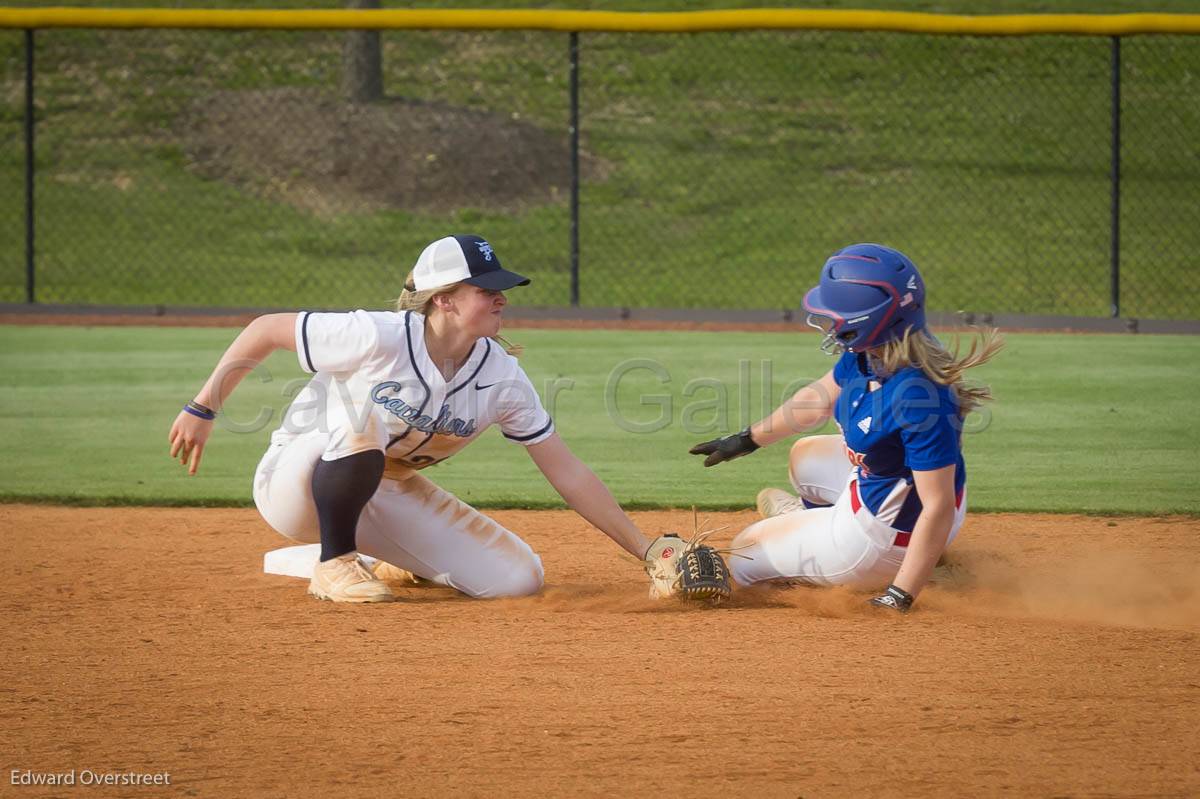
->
[3, 505, 1198, 798]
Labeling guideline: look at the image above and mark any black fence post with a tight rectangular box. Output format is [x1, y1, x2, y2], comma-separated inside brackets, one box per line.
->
[568, 31, 580, 307]
[1110, 35, 1121, 319]
[24, 28, 35, 305]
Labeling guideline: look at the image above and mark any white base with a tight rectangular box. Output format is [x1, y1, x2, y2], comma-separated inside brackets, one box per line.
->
[263, 544, 379, 580]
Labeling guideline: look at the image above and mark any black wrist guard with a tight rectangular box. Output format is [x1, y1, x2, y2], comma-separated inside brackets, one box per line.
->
[869, 584, 914, 613]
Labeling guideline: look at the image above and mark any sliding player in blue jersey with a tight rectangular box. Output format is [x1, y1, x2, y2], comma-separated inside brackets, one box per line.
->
[690, 244, 1003, 613]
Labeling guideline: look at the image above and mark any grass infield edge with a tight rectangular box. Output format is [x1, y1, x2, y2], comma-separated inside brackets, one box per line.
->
[2, 493, 1196, 519]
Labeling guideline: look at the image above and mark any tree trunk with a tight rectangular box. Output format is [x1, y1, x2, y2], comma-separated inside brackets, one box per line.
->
[342, 0, 383, 103]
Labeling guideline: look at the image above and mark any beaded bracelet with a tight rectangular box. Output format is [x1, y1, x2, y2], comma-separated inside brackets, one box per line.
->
[183, 400, 216, 421]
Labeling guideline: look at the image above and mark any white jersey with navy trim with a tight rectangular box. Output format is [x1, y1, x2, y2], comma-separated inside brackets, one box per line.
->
[271, 309, 554, 474]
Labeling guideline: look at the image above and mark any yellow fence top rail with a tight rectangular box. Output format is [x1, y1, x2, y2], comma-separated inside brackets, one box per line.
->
[1, 8, 1200, 36]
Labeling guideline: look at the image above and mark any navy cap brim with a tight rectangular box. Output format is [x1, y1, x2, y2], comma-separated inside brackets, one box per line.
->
[463, 269, 531, 291]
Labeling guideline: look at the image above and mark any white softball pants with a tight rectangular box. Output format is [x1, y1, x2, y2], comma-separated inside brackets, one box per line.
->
[253, 433, 544, 598]
[730, 435, 966, 589]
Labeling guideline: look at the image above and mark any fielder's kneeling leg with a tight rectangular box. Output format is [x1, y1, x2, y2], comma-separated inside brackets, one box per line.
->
[355, 474, 544, 599]
[311, 449, 385, 562]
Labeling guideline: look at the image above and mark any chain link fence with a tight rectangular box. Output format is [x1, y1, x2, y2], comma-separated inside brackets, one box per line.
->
[2, 24, 1198, 319]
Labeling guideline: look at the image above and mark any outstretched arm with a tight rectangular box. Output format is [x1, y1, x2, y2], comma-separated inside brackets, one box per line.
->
[690, 368, 840, 466]
[526, 433, 651, 558]
[168, 312, 298, 475]
[750, 367, 841, 447]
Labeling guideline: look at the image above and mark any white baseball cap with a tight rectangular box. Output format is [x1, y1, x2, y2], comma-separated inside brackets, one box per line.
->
[408, 235, 531, 292]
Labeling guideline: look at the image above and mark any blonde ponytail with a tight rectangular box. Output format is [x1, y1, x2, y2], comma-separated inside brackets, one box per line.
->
[393, 271, 525, 358]
[394, 270, 443, 314]
[873, 326, 1004, 416]
[491, 333, 524, 358]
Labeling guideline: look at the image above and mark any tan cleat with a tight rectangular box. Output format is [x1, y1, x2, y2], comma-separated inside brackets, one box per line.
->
[756, 487, 805, 519]
[372, 560, 432, 586]
[308, 553, 395, 603]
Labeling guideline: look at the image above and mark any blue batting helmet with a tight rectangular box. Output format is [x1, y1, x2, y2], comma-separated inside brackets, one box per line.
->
[801, 243, 926, 354]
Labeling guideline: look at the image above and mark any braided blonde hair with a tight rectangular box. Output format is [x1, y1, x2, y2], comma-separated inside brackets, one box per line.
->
[393, 271, 523, 357]
[872, 326, 1004, 416]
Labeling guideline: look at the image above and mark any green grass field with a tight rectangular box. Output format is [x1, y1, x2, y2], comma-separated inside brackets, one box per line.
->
[1, 323, 1197, 515]
[2, 0, 1199, 318]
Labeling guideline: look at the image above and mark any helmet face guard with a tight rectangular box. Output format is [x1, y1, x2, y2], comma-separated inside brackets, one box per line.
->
[802, 245, 926, 354]
[804, 311, 843, 354]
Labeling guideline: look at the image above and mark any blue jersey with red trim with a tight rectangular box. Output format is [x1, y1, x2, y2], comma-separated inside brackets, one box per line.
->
[831, 351, 966, 532]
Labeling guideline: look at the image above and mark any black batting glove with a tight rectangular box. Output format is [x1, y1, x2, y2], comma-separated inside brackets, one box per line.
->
[689, 429, 760, 467]
[869, 584, 914, 613]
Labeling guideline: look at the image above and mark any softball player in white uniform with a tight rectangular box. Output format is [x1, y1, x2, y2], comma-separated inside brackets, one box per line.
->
[169, 235, 651, 603]
[690, 244, 1002, 612]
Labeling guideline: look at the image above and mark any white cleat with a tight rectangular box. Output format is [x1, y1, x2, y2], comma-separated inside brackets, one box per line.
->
[308, 553, 395, 603]
[756, 487, 806, 519]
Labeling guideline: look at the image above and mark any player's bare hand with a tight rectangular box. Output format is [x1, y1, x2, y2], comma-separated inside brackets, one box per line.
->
[169, 410, 214, 476]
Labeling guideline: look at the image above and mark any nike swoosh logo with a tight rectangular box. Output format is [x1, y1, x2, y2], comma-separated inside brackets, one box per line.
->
[475, 382, 498, 391]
